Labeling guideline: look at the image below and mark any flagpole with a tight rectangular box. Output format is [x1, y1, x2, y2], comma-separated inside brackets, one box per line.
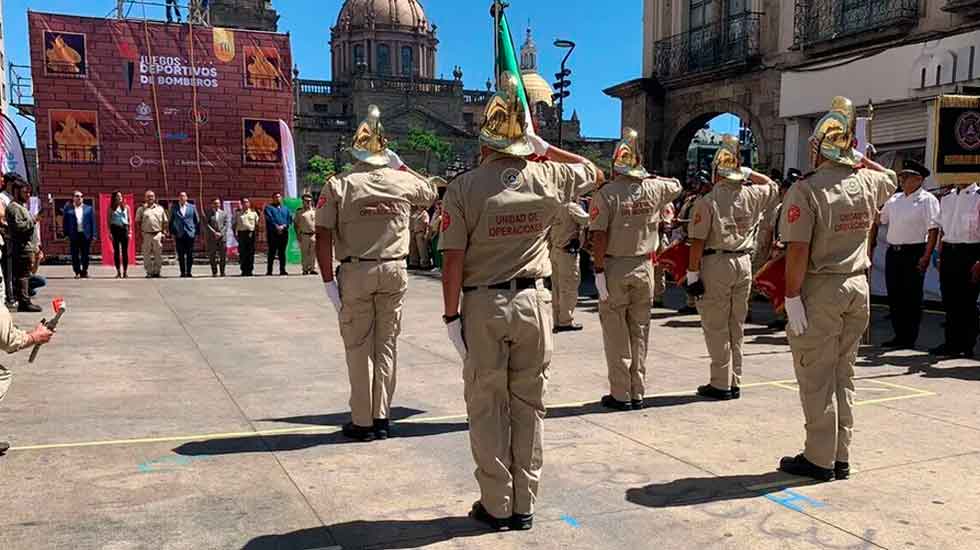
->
[493, 0, 501, 87]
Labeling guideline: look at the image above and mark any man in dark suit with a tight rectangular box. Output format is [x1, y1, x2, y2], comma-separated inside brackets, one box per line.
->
[62, 190, 97, 279]
[264, 192, 292, 276]
[170, 192, 200, 278]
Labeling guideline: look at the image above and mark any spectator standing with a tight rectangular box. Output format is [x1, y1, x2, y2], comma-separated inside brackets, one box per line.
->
[135, 191, 168, 278]
[204, 198, 229, 277]
[170, 192, 200, 278]
[165, 0, 182, 23]
[62, 190, 97, 279]
[5, 177, 40, 312]
[264, 192, 292, 276]
[235, 198, 260, 276]
[294, 193, 318, 275]
[932, 180, 980, 358]
[107, 191, 131, 278]
[876, 161, 939, 350]
[409, 206, 431, 269]
[1, 176, 15, 308]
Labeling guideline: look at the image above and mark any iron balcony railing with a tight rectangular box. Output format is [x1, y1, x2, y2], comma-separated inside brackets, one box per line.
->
[654, 13, 762, 81]
[297, 79, 350, 96]
[794, 0, 919, 47]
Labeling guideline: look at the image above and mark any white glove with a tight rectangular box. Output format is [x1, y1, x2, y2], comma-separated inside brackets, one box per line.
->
[596, 272, 610, 302]
[851, 149, 865, 163]
[324, 281, 342, 313]
[446, 319, 467, 362]
[386, 149, 405, 170]
[786, 295, 808, 336]
[686, 271, 700, 286]
[528, 134, 550, 157]
[741, 166, 753, 179]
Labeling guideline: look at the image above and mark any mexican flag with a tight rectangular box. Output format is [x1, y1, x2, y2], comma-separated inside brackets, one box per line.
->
[493, 2, 538, 136]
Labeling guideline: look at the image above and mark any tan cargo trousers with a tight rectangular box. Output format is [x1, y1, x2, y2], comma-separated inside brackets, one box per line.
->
[549, 247, 580, 327]
[462, 282, 553, 519]
[415, 233, 430, 267]
[788, 273, 868, 469]
[697, 253, 752, 390]
[298, 233, 316, 273]
[142, 232, 164, 276]
[653, 243, 667, 302]
[338, 260, 408, 427]
[0, 365, 11, 402]
[599, 256, 653, 402]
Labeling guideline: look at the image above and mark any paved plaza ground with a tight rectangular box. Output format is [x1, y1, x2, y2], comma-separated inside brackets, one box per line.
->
[0, 263, 978, 550]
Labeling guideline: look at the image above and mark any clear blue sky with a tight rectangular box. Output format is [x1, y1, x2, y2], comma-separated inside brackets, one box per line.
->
[3, 0, 645, 146]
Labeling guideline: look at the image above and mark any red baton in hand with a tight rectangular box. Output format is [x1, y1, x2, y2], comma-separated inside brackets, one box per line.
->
[28, 297, 66, 364]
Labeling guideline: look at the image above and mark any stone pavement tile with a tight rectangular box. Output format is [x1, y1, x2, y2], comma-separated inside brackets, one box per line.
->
[0, 443, 325, 550]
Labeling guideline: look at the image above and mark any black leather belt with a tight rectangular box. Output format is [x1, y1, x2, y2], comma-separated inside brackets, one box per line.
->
[942, 242, 980, 249]
[704, 249, 750, 257]
[340, 256, 406, 264]
[888, 243, 926, 253]
[463, 277, 541, 293]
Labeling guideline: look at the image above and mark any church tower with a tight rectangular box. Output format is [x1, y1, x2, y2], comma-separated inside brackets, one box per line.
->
[208, 0, 280, 32]
[517, 25, 553, 109]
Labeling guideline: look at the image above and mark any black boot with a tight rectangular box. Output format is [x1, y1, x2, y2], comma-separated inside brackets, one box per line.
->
[510, 512, 533, 531]
[17, 302, 41, 313]
[834, 461, 850, 480]
[600, 395, 632, 411]
[341, 422, 375, 442]
[697, 384, 733, 400]
[730, 386, 741, 400]
[373, 419, 390, 440]
[631, 398, 645, 410]
[779, 454, 834, 482]
[0, 440, 9, 455]
[469, 501, 508, 531]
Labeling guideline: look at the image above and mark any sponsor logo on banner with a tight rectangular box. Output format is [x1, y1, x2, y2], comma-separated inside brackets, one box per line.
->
[213, 28, 236, 63]
[164, 132, 189, 141]
[193, 109, 209, 126]
[955, 111, 980, 151]
[163, 107, 180, 117]
[135, 102, 153, 126]
[139, 56, 219, 88]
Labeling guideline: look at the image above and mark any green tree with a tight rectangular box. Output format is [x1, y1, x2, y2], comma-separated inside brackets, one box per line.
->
[577, 145, 612, 173]
[403, 127, 452, 174]
[304, 155, 336, 191]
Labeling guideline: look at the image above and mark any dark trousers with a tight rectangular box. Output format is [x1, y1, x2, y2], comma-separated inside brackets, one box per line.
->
[166, 0, 181, 21]
[110, 224, 130, 272]
[13, 251, 33, 305]
[70, 233, 92, 276]
[939, 243, 980, 353]
[175, 236, 195, 276]
[885, 244, 927, 345]
[2, 238, 12, 304]
[238, 231, 256, 275]
[267, 231, 288, 274]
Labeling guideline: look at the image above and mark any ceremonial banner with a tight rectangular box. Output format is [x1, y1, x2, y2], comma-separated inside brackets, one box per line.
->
[283, 197, 302, 264]
[0, 113, 29, 180]
[932, 95, 980, 186]
[98, 193, 136, 266]
[223, 200, 241, 257]
[280, 119, 298, 198]
[754, 255, 787, 313]
[493, 6, 539, 139]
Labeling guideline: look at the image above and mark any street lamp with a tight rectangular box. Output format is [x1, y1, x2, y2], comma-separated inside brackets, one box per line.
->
[552, 39, 576, 148]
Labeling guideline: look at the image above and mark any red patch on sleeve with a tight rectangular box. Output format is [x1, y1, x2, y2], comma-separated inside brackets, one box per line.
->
[590, 206, 599, 221]
[694, 213, 702, 225]
[441, 212, 451, 232]
[788, 205, 801, 224]
[316, 196, 328, 208]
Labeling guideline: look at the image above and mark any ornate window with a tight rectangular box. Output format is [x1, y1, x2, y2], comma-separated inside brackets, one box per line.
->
[377, 44, 391, 75]
[401, 46, 414, 76]
[353, 44, 365, 68]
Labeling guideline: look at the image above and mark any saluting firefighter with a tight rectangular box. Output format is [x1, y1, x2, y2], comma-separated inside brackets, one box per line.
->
[686, 135, 780, 400]
[778, 97, 897, 481]
[316, 105, 437, 442]
[549, 195, 589, 333]
[672, 170, 711, 314]
[591, 128, 682, 410]
[440, 71, 602, 531]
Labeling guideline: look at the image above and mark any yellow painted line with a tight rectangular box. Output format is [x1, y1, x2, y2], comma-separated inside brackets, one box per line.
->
[855, 393, 936, 406]
[864, 379, 935, 396]
[7, 376, 934, 453]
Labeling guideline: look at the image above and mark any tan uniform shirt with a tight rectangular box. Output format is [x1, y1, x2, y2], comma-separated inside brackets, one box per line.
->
[429, 210, 443, 236]
[439, 153, 598, 287]
[410, 209, 431, 235]
[294, 206, 316, 235]
[135, 204, 168, 234]
[689, 180, 781, 251]
[316, 162, 437, 260]
[589, 175, 683, 256]
[235, 209, 260, 232]
[549, 202, 589, 249]
[0, 307, 29, 352]
[780, 163, 897, 274]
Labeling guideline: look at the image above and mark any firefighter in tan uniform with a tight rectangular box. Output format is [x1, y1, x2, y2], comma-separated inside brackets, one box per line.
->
[549, 199, 589, 332]
[0, 304, 55, 455]
[686, 135, 780, 400]
[590, 128, 682, 410]
[316, 105, 437, 442]
[440, 71, 602, 531]
[294, 192, 318, 275]
[409, 206, 432, 269]
[135, 191, 169, 278]
[778, 96, 897, 481]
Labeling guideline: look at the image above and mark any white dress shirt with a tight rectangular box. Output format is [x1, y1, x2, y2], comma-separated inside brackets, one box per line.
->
[179, 203, 188, 217]
[74, 204, 84, 226]
[879, 187, 940, 245]
[939, 184, 980, 243]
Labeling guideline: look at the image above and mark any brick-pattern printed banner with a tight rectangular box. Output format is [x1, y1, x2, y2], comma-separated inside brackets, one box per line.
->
[29, 12, 294, 214]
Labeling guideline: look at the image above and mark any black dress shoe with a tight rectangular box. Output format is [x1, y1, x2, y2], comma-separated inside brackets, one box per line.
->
[964, 349, 976, 360]
[469, 501, 508, 531]
[767, 319, 787, 331]
[697, 384, 733, 400]
[553, 323, 583, 334]
[834, 461, 850, 480]
[600, 395, 632, 411]
[882, 339, 904, 349]
[341, 422, 376, 442]
[930, 344, 957, 357]
[631, 398, 645, 410]
[678, 306, 698, 315]
[17, 303, 41, 313]
[373, 419, 390, 440]
[280, 271, 289, 276]
[309, 270, 319, 276]
[510, 513, 533, 531]
[778, 454, 834, 482]
[652, 300, 665, 308]
[730, 386, 741, 400]
[0, 440, 9, 455]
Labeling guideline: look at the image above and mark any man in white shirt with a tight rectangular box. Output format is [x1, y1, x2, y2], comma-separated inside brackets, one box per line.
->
[877, 161, 939, 350]
[933, 178, 980, 358]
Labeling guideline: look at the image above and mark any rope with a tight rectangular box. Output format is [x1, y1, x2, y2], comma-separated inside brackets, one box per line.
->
[140, 2, 170, 195]
[187, 17, 205, 206]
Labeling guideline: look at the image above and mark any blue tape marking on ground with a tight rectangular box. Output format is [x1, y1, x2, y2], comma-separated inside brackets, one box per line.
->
[138, 455, 206, 473]
[560, 514, 580, 528]
[764, 489, 826, 512]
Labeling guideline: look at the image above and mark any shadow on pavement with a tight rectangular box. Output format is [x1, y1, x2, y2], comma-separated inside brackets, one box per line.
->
[907, 363, 980, 381]
[857, 348, 940, 369]
[549, 395, 705, 419]
[258, 407, 427, 427]
[626, 471, 822, 508]
[664, 319, 703, 329]
[748, 335, 789, 346]
[173, 421, 467, 456]
[241, 517, 493, 550]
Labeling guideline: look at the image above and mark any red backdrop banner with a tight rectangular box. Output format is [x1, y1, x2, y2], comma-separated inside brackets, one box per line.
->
[99, 193, 136, 267]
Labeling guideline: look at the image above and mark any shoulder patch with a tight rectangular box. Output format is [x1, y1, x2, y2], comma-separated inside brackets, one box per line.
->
[441, 212, 451, 232]
[694, 212, 703, 225]
[788, 205, 801, 223]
